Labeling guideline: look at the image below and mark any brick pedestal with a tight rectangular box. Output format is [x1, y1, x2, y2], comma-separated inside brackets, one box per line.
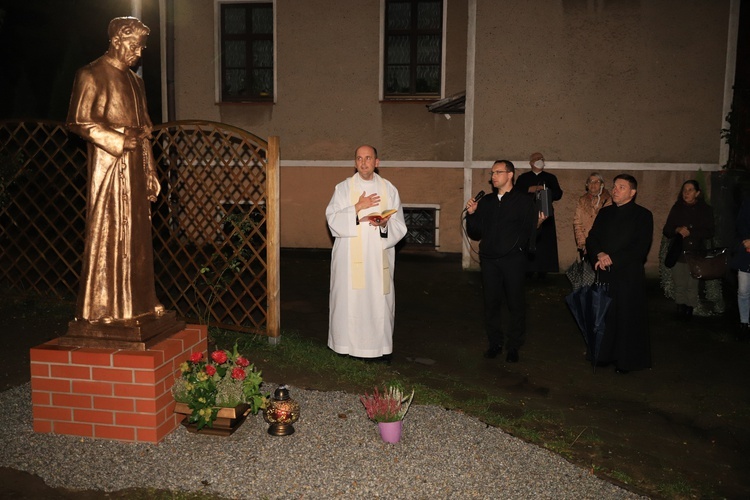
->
[30, 324, 207, 443]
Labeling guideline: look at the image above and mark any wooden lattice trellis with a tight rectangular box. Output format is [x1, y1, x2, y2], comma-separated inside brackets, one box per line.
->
[0, 120, 280, 337]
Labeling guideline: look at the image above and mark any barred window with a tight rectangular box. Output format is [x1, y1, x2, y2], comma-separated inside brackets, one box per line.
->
[403, 206, 438, 248]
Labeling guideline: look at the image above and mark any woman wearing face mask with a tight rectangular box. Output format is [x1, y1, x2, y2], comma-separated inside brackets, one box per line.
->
[662, 180, 714, 319]
[573, 173, 612, 254]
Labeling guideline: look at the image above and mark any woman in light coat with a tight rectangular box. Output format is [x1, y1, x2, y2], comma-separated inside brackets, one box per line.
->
[573, 173, 612, 254]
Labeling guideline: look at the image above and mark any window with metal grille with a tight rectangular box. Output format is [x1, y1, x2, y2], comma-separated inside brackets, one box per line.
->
[403, 205, 439, 248]
[383, 0, 443, 98]
[220, 2, 274, 102]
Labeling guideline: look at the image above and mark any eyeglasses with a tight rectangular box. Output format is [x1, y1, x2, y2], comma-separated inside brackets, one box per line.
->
[490, 170, 512, 176]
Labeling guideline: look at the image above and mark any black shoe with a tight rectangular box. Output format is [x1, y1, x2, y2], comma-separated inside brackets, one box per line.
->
[737, 323, 749, 342]
[506, 349, 519, 363]
[373, 355, 392, 365]
[615, 367, 630, 374]
[357, 355, 391, 365]
[674, 304, 686, 320]
[685, 306, 693, 321]
[483, 345, 502, 359]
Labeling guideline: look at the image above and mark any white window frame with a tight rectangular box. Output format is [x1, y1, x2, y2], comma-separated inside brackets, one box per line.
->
[403, 203, 441, 249]
[213, 0, 278, 104]
[379, 0, 447, 100]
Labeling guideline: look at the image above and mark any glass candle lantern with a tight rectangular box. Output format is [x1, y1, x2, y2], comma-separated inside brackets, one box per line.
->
[263, 385, 300, 436]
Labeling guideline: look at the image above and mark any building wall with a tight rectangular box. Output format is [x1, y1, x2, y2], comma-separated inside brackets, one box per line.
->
[281, 165, 467, 250]
[285, 163, 705, 275]
[171, 1, 730, 275]
[173, 1, 219, 121]
[472, 0, 730, 162]
[173, 0, 467, 161]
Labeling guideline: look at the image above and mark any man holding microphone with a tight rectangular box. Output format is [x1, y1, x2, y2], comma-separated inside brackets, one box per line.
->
[465, 160, 545, 363]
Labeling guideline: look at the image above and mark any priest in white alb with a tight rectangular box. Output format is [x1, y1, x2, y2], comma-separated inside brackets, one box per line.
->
[325, 145, 407, 360]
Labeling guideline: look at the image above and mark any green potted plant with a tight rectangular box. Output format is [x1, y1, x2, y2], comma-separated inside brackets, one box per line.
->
[360, 384, 414, 443]
[172, 343, 267, 434]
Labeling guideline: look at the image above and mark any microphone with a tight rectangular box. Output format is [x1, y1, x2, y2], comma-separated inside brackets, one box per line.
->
[463, 190, 486, 213]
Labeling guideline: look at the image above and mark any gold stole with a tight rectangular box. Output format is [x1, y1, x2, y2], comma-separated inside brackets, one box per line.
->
[349, 174, 390, 294]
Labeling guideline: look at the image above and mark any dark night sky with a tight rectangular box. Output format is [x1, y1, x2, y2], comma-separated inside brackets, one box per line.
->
[0, 0, 162, 122]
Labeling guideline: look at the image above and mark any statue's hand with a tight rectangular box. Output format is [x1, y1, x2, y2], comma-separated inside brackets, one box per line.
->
[147, 173, 160, 202]
[125, 127, 151, 144]
[124, 136, 138, 150]
[123, 128, 142, 150]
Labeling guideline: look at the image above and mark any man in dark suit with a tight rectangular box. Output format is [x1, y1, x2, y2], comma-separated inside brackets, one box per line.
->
[465, 160, 544, 363]
[514, 152, 563, 279]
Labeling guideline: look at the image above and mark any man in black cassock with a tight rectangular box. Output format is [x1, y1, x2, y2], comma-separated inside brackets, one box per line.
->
[586, 173, 653, 373]
[514, 152, 563, 278]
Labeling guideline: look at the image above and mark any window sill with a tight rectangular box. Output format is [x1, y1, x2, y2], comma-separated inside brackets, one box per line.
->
[217, 100, 275, 106]
[381, 97, 440, 103]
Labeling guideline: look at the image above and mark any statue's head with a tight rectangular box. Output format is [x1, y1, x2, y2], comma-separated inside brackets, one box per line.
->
[107, 17, 150, 67]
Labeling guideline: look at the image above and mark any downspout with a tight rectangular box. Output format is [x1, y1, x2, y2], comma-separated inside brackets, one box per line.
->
[462, 0, 477, 270]
[132, 0, 143, 77]
[159, 0, 176, 123]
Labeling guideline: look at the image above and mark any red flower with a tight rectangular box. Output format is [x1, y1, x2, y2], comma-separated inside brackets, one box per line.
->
[211, 350, 228, 364]
[204, 365, 216, 376]
[236, 355, 250, 367]
[189, 352, 204, 363]
[231, 367, 246, 380]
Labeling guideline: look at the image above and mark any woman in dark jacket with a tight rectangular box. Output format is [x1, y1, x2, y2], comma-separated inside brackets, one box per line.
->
[662, 180, 714, 319]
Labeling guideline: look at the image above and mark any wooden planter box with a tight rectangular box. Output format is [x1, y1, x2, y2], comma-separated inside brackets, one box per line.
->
[174, 402, 251, 436]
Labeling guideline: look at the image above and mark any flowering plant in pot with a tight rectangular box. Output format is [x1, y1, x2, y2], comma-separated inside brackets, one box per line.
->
[360, 384, 414, 443]
[172, 343, 267, 430]
[360, 384, 414, 442]
[360, 384, 414, 422]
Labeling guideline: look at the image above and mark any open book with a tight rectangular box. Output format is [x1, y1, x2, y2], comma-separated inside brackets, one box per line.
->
[362, 208, 397, 223]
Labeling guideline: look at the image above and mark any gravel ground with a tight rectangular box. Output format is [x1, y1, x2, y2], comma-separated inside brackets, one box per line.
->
[1, 383, 645, 499]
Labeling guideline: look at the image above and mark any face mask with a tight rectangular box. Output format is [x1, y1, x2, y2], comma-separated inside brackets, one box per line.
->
[533, 160, 545, 169]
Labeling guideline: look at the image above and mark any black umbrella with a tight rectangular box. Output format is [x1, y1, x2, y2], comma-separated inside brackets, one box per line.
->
[565, 280, 612, 372]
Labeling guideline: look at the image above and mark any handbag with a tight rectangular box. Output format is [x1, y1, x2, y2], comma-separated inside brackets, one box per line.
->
[664, 235, 683, 268]
[684, 248, 728, 280]
[566, 255, 596, 290]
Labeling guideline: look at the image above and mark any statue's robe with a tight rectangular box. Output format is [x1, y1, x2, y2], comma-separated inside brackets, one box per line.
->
[67, 54, 160, 322]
